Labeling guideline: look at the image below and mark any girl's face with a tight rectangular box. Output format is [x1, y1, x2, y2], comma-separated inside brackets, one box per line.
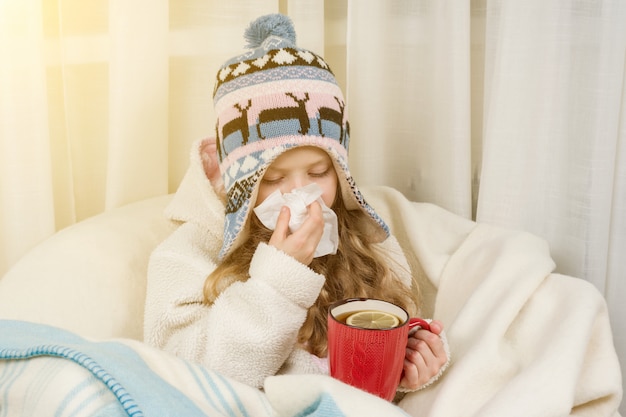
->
[256, 146, 338, 208]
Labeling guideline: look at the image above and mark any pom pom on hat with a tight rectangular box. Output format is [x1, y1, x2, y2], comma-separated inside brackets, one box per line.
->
[244, 13, 296, 48]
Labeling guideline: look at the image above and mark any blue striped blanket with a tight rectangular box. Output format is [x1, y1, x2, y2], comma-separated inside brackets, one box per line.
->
[0, 320, 409, 417]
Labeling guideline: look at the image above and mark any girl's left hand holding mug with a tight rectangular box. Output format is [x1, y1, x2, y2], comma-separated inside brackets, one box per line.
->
[399, 320, 448, 390]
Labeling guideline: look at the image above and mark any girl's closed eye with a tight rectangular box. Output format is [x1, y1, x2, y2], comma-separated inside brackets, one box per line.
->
[261, 176, 283, 185]
[310, 168, 331, 178]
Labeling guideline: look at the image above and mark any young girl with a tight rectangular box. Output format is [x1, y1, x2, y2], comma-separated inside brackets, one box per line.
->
[143, 13, 448, 396]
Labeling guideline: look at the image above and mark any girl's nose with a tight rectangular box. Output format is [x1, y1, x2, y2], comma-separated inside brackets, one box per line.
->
[285, 176, 308, 193]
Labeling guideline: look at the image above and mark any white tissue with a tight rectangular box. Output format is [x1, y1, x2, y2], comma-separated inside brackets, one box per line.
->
[253, 183, 339, 257]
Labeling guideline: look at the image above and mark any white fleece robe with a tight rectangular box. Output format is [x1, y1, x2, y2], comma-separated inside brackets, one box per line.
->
[143, 140, 418, 390]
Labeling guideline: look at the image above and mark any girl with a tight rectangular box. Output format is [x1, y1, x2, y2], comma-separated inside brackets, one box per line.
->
[144, 13, 448, 397]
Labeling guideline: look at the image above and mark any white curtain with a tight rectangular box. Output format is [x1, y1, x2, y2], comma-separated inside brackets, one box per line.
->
[1, 0, 624, 412]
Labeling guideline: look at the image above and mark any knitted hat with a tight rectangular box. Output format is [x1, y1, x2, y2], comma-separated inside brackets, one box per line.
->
[214, 13, 389, 259]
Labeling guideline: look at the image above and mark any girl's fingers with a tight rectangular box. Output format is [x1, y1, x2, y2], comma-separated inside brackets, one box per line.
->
[400, 328, 448, 390]
[427, 320, 444, 335]
[269, 202, 324, 265]
[298, 202, 324, 237]
[269, 206, 290, 245]
[411, 329, 447, 361]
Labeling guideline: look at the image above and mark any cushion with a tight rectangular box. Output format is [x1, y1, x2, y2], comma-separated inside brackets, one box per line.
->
[0, 194, 175, 341]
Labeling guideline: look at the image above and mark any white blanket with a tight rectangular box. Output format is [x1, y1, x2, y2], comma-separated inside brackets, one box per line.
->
[363, 188, 623, 416]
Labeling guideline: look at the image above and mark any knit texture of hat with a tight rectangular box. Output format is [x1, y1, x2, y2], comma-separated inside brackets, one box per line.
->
[214, 13, 389, 259]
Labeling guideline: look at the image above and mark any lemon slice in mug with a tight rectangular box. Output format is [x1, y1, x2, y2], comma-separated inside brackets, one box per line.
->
[345, 310, 400, 329]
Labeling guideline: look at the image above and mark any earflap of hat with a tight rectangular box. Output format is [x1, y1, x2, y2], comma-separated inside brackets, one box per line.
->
[328, 150, 390, 244]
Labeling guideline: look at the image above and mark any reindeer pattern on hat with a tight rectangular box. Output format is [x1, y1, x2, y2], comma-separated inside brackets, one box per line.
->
[216, 91, 349, 161]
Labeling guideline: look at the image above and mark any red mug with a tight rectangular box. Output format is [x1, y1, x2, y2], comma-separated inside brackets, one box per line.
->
[327, 298, 430, 401]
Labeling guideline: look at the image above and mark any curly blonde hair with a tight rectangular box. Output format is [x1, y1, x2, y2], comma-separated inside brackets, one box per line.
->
[204, 195, 418, 357]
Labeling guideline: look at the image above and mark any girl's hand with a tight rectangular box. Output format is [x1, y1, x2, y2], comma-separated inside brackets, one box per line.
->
[399, 320, 448, 390]
[268, 202, 324, 265]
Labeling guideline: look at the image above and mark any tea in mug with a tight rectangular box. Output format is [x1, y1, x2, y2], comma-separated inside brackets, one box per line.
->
[334, 310, 403, 329]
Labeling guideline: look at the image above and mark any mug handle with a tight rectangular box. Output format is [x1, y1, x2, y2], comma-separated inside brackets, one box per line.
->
[408, 317, 431, 332]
